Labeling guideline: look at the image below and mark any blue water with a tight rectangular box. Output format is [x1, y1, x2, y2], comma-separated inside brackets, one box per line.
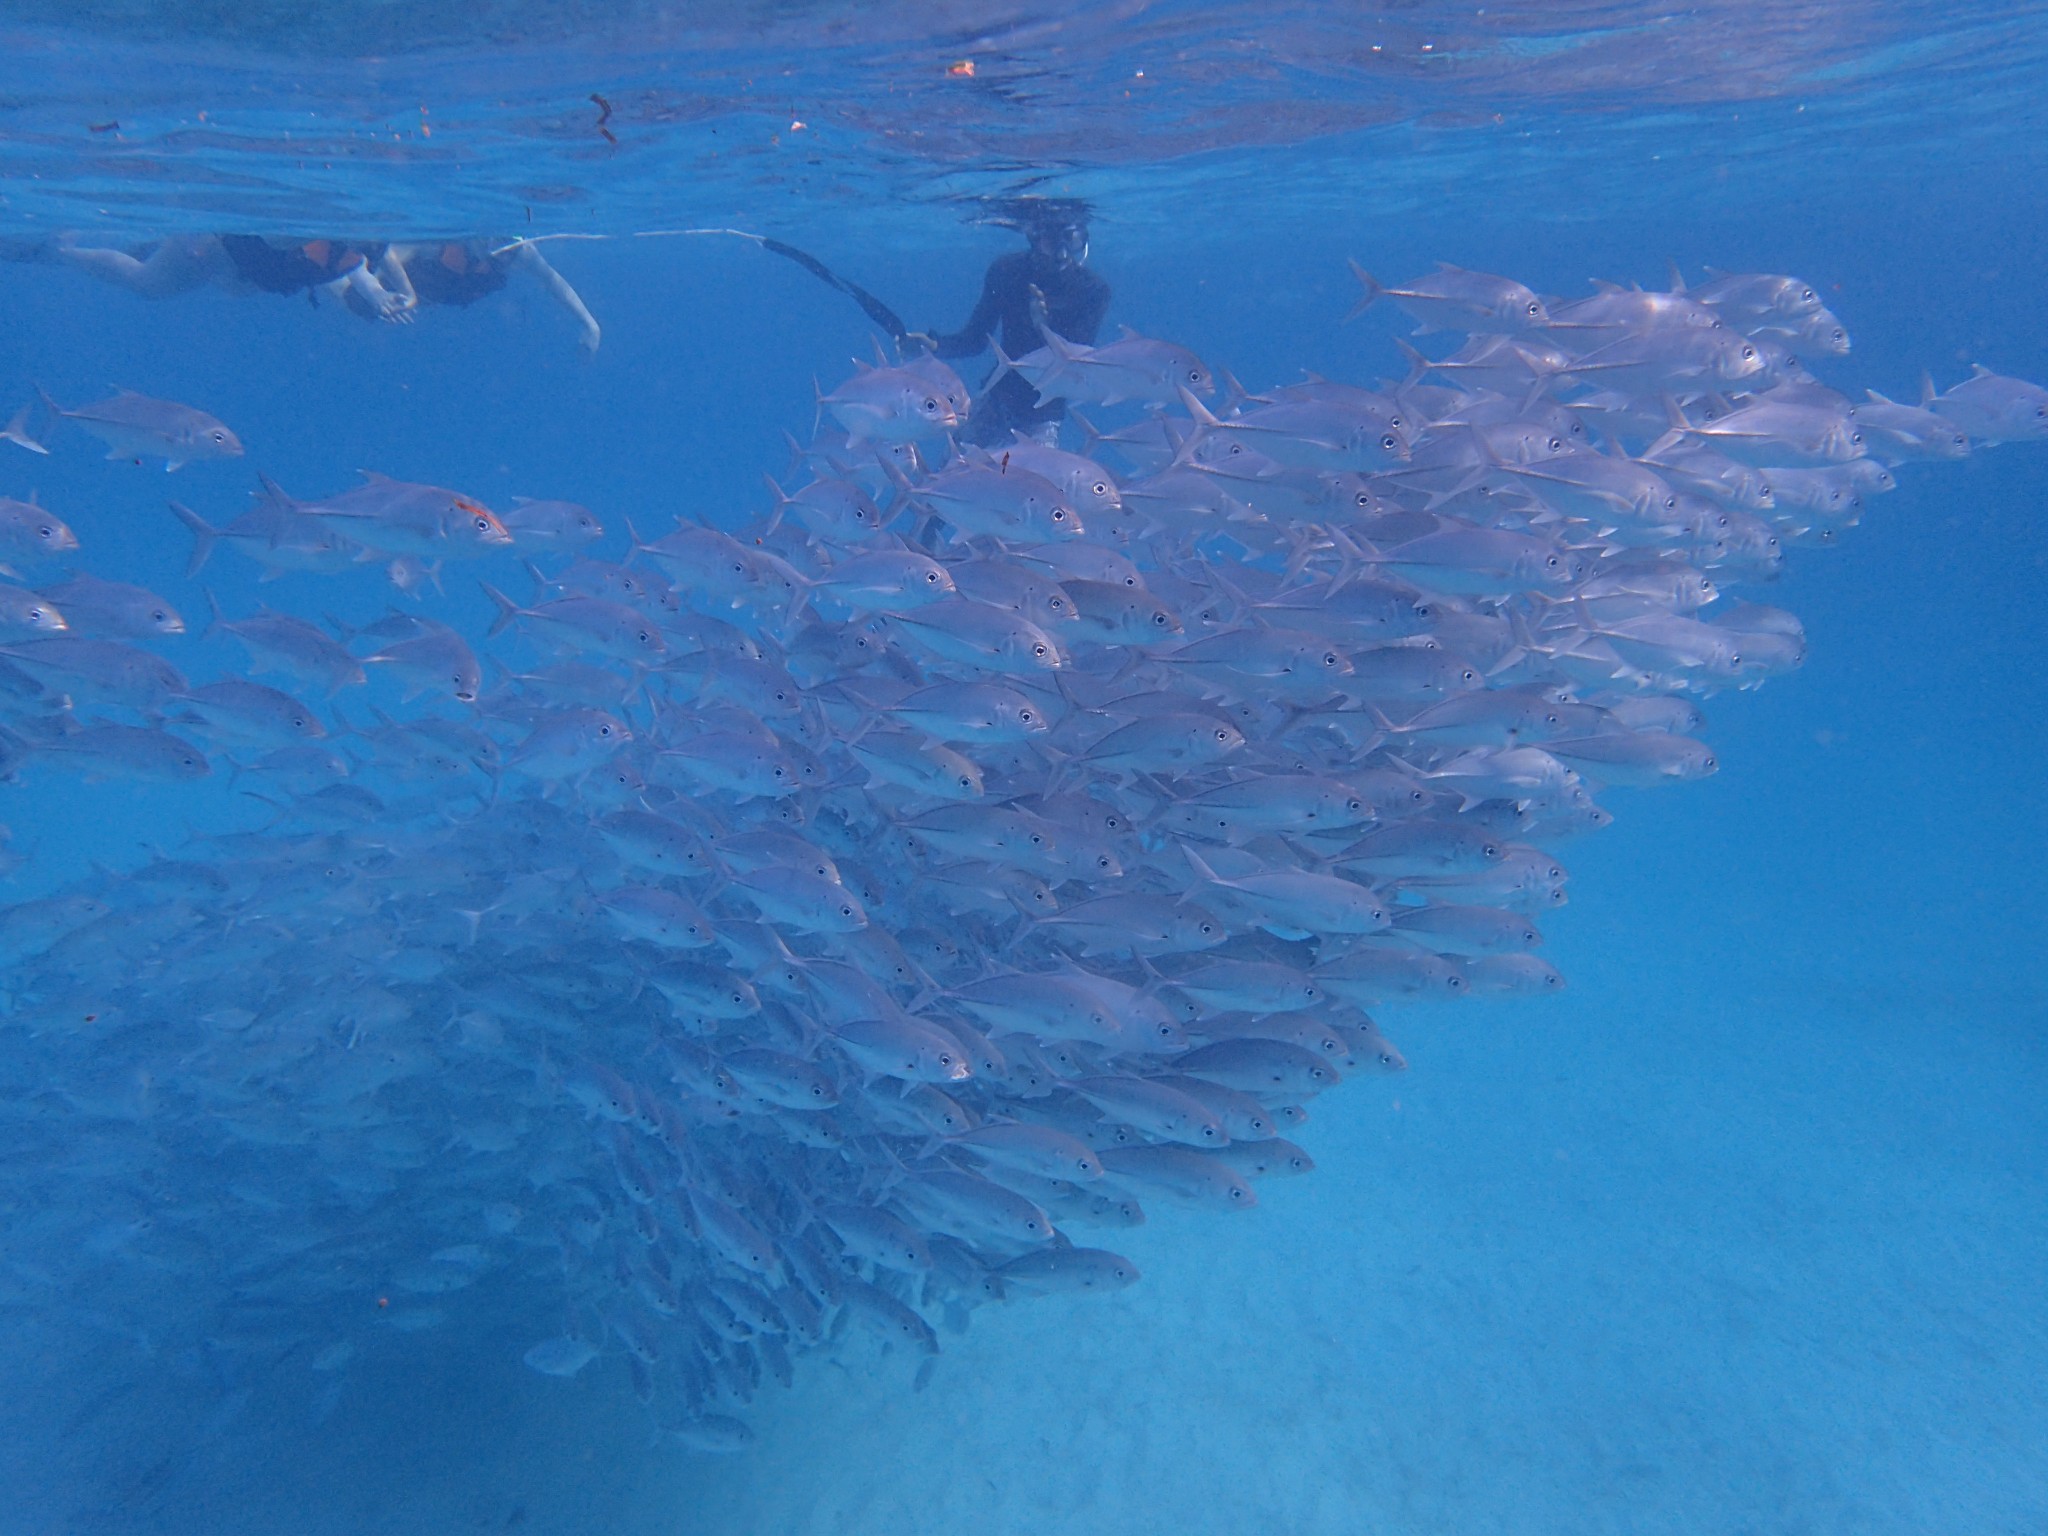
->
[2, 5, 2045, 1532]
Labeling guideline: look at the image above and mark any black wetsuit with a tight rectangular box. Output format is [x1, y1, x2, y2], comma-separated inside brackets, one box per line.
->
[934, 250, 1111, 443]
[405, 244, 512, 307]
[220, 237, 383, 295]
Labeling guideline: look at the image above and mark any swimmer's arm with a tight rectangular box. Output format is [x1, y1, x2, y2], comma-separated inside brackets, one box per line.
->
[326, 254, 414, 323]
[376, 246, 419, 311]
[514, 243, 601, 356]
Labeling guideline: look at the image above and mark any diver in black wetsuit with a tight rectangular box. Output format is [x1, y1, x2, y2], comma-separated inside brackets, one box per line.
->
[919, 200, 1110, 446]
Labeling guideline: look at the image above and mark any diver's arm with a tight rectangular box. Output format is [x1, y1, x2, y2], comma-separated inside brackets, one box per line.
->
[376, 246, 420, 313]
[332, 254, 415, 323]
[931, 262, 1008, 360]
[515, 243, 602, 356]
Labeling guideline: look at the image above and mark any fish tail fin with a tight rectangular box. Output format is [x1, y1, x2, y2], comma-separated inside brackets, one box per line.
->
[983, 337, 1018, 394]
[779, 428, 810, 481]
[1067, 408, 1103, 456]
[1175, 840, 1221, 891]
[1165, 385, 1222, 471]
[1641, 395, 1691, 460]
[761, 474, 792, 536]
[201, 586, 227, 640]
[253, 472, 299, 519]
[1, 402, 47, 456]
[480, 582, 521, 639]
[1392, 336, 1433, 391]
[1215, 367, 1251, 414]
[1343, 260, 1382, 323]
[168, 501, 218, 577]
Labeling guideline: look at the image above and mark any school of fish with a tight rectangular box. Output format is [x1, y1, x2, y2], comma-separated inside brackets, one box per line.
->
[2, 260, 2042, 1454]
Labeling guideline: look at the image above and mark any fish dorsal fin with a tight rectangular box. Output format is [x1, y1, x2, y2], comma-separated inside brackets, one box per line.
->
[1588, 278, 1623, 294]
[1666, 260, 1687, 293]
[1970, 363, 1993, 378]
[1118, 324, 1140, 341]
[1434, 261, 1466, 273]
[358, 469, 393, 483]
[1864, 388, 1893, 404]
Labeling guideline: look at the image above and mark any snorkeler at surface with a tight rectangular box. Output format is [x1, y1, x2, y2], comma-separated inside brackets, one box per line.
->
[40, 233, 600, 353]
[355, 240, 602, 356]
[916, 198, 1110, 445]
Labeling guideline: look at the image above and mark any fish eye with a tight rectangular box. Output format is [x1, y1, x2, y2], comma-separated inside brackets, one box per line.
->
[598, 724, 613, 736]
[1381, 435, 1397, 450]
[1323, 652, 1339, 667]
[211, 430, 226, 443]
[1545, 554, 1561, 568]
[924, 570, 940, 583]
[1188, 369, 1203, 382]
[1849, 432, 1862, 444]
[1052, 508, 1067, 521]
[1526, 301, 1541, 315]
[1152, 612, 1168, 626]
[1461, 668, 1479, 684]
[37, 525, 53, 538]
[1092, 482, 1108, 495]
[1547, 436, 1563, 452]
[923, 397, 939, 411]
[1019, 708, 1037, 724]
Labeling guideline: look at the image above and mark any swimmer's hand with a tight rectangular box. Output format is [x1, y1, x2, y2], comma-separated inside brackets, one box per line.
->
[345, 262, 415, 323]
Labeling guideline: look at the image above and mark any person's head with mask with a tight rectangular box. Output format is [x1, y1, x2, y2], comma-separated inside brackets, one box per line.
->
[997, 198, 1091, 270]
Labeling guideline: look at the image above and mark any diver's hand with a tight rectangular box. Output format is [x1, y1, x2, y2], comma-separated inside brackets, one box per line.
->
[347, 264, 415, 323]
